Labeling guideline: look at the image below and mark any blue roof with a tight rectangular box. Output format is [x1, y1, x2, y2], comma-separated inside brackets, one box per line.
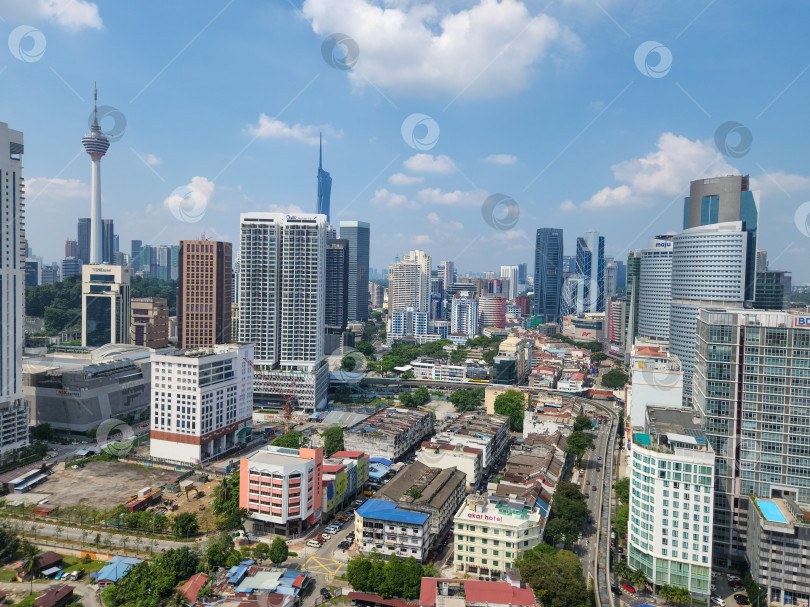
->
[356, 499, 428, 525]
[97, 556, 143, 583]
[369, 463, 390, 480]
[227, 565, 248, 584]
[370, 457, 393, 466]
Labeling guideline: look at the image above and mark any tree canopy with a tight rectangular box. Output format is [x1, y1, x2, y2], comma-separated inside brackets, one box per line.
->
[322, 427, 344, 457]
[103, 547, 201, 607]
[601, 368, 629, 389]
[565, 431, 595, 459]
[493, 390, 525, 431]
[448, 388, 484, 411]
[573, 415, 592, 432]
[515, 543, 590, 607]
[213, 472, 246, 531]
[272, 431, 302, 449]
[268, 537, 289, 566]
[347, 554, 437, 600]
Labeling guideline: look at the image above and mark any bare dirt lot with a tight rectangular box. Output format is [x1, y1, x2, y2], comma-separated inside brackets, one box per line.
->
[39, 461, 181, 509]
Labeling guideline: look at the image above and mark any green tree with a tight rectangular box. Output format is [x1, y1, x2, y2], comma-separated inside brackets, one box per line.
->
[272, 431, 302, 448]
[591, 352, 607, 362]
[482, 349, 497, 365]
[400, 371, 415, 379]
[172, 512, 199, 537]
[399, 391, 414, 407]
[0, 528, 20, 564]
[573, 415, 592, 432]
[614, 478, 630, 504]
[515, 544, 589, 607]
[565, 431, 595, 459]
[549, 482, 590, 530]
[411, 387, 430, 406]
[448, 388, 484, 411]
[253, 542, 270, 563]
[493, 390, 525, 431]
[601, 368, 629, 389]
[205, 532, 235, 570]
[347, 556, 373, 591]
[614, 503, 629, 538]
[225, 550, 242, 567]
[341, 355, 357, 371]
[614, 560, 631, 580]
[19, 540, 41, 595]
[168, 591, 191, 607]
[30, 423, 53, 442]
[355, 341, 376, 356]
[155, 547, 200, 580]
[630, 568, 649, 590]
[268, 536, 289, 566]
[322, 427, 344, 457]
[544, 518, 579, 548]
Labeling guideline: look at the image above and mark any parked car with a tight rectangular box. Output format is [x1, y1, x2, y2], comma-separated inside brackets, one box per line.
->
[622, 584, 635, 593]
[711, 597, 726, 606]
[735, 595, 750, 605]
[307, 540, 322, 548]
[54, 571, 64, 580]
[321, 588, 332, 600]
[592, 486, 597, 491]
[597, 456, 602, 461]
[321, 533, 332, 540]
[610, 586, 622, 596]
[586, 480, 590, 485]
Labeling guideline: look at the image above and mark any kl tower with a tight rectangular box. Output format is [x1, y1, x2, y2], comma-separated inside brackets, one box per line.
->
[81, 84, 110, 264]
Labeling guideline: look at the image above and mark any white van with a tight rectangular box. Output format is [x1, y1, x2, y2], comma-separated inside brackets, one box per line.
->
[307, 540, 322, 548]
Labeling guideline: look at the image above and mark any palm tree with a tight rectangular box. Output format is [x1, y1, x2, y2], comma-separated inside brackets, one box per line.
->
[81, 529, 89, 547]
[674, 586, 692, 606]
[19, 541, 41, 595]
[631, 569, 649, 593]
[168, 591, 191, 607]
[134, 536, 143, 554]
[614, 560, 631, 580]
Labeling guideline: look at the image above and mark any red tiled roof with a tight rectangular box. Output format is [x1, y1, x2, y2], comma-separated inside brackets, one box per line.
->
[34, 584, 73, 607]
[179, 572, 208, 603]
[419, 579, 536, 607]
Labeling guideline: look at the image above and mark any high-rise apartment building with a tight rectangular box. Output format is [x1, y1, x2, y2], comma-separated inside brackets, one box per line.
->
[638, 235, 674, 340]
[178, 239, 232, 349]
[77, 218, 91, 264]
[753, 270, 791, 311]
[607, 296, 626, 352]
[517, 262, 527, 286]
[604, 261, 618, 299]
[325, 238, 349, 353]
[500, 265, 519, 300]
[479, 295, 506, 329]
[388, 308, 430, 342]
[0, 123, 28, 456]
[157, 244, 171, 280]
[575, 230, 605, 313]
[139, 245, 155, 277]
[369, 281, 385, 308]
[451, 293, 479, 338]
[625, 251, 642, 351]
[65, 240, 79, 258]
[340, 221, 370, 322]
[239, 213, 329, 411]
[670, 222, 749, 400]
[694, 309, 810, 567]
[388, 249, 431, 313]
[533, 228, 564, 325]
[81, 264, 132, 347]
[171, 244, 180, 281]
[150, 343, 253, 464]
[130, 297, 169, 348]
[439, 260, 456, 295]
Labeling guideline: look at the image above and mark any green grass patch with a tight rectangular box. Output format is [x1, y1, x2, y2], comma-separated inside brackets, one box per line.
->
[61, 556, 105, 574]
[0, 567, 19, 581]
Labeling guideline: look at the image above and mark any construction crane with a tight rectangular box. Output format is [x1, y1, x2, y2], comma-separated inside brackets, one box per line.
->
[244, 358, 297, 435]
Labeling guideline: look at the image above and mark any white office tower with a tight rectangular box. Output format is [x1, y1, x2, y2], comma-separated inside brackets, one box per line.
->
[0, 123, 28, 458]
[81, 264, 132, 347]
[150, 343, 254, 465]
[451, 292, 479, 338]
[628, 407, 715, 597]
[670, 222, 748, 401]
[238, 213, 328, 411]
[500, 265, 519, 300]
[388, 249, 431, 313]
[604, 261, 618, 299]
[439, 260, 455, 294]
[638, 235, 674, 340]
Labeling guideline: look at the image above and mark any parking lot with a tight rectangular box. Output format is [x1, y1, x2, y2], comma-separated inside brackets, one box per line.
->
[36, 460, 180, 509]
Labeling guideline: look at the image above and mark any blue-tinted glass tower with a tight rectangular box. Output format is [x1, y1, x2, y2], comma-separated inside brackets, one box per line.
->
[533, 228, 564, 324]
[316, 133, 332, 222]
[575, 230, 605, 313]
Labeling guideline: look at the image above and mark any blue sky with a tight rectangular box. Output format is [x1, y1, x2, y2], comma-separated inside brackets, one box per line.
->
[5, 0, 810, 282]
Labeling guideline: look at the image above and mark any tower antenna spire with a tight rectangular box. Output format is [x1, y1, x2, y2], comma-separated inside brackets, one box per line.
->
[319, 132, 323, 170]
[93, 82, 99, 127]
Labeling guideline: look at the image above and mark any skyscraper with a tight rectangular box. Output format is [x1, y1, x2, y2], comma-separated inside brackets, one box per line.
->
[450, 293, 479, 337]
[102, 219, 115, 263]
[130, 239, 142, 272]
[638, 235, 673, 340]
[325, 238, 349, 353]
[575, 230, 605, 313]
[81, 85, 110, 264]
[65, 240, 79, 258]
[157, 245, 171, 280]
[61, 257, 82, 280]
[500, 265, 519, 300]
[624, 251, 641, 351]
[81, 264, 132, 347]
[388, 250, 431, 313]
[439, 260, 456, 295]
[604, 262, 618, 299]
[339, 221, 370, 322]
[517, 262, 528, 287]
[178, 239, 232, 349]
[316, 134, 332, 222]
[77, 218, 91, 264]
[239, 213, 329, 411]
[534, 228, 564, 325]
[0, 123, 28, 455]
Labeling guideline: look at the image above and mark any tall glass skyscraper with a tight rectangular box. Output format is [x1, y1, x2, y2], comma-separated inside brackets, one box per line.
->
[533, 228, 563, 324]
[316, 134, 332, 223]
[339, 220, 370, 322]
[77, 218, 91, 264]
[575, 230, 605, 313]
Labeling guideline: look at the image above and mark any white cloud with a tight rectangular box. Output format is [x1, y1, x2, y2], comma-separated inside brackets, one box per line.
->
[483, 153, 518, 165]
[404, 153, 456, 174]
[25, 177, 90, 203]
[389, 172, 424, 185]
[412, 234, 431, 245]
[246, 114, 341, 145]
[751, 172, 810, 197]
[143, 153, 161, 167]
[559, 200, 576, 211]
[302, 0, 579, 98]
[418, 188, 486, 206]
[575, 133, 738, 210]
[164, 176, 214, 223]
[268, 203, 305, 213]
[370, 188, 417, 209]
[1, 0, 103, 30]
[426, 212, 440, 224]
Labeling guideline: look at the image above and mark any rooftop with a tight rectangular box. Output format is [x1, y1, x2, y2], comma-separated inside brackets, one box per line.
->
[356, 499, 429, 525]
[420, 578, 536, 607]
[378, 461, 466, 509]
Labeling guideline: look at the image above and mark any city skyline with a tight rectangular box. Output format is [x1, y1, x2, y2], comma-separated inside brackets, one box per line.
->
[6, 3, 810, 282]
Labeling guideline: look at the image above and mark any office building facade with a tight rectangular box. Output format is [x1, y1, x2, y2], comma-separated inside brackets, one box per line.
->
[61, 257, 82, 280]
[325, 238, 349, 334]
[575, 230, 605, 313]
[131, 297, 170, 348]
[0, 123, 28, 456]
[500, 265, 519, 301]
[638, 235, 674, 341]
[178, 239, 233, 349]
[339, 221, 370, 322]
[77, 218, 91, 264]
[81, 264, 132, 347]
[625, 251, 642, 352]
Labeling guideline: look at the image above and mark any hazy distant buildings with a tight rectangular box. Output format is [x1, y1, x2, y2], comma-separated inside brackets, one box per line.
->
[500, 265, 519, 300]
[130, 239, 142, 272]
[0, 123, 28, 455]
[534, 228, 564, 325]
[61, 257, 83, 280]
[340, 221, 370, 322]
[65, 240, 79, 259]
[178, 239, 232, 349]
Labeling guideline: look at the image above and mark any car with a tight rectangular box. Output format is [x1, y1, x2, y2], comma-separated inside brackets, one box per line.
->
[321, 533, 332, 540]
[711, 597, 725, 606]
[71, 464, 79, 469]
[622, 584, 635, 593]
[617, 546, 624, 553]
[54, 571, 64, 580]
[610, 586, 622, 596]
[586, 480, 590, 485]
[730, 581, 744, 589]
[727, 575, 741, 581]
[321, 588, 332, 600]
[597, 456, 602, 461]
[316, 536, 327, 542]
[81, 440, 88, 444]
[592, 486, 597, 491]
[307, 539, 322, 548]
[735, 595, 750, 605]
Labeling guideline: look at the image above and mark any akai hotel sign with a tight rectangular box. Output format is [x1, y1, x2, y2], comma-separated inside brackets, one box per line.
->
[467, 512, 503, 522]
[794, 317, 810, 328]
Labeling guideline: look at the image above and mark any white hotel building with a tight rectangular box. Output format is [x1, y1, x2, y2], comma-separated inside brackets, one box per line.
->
[638, 235, 673, 341]
[628, 407, 715, 597]
[453, 494, 543, 578]
[150, 343, 254, 464]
